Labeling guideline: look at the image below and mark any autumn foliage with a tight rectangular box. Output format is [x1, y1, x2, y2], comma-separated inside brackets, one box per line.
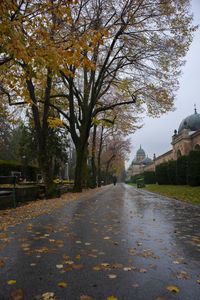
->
[0, 0, 196, 192]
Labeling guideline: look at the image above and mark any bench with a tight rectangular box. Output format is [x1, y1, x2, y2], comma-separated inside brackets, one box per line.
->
[0, 176, 17, 209]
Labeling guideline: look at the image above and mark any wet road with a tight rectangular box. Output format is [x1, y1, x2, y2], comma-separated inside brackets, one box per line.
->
[0, 183, 200, 300]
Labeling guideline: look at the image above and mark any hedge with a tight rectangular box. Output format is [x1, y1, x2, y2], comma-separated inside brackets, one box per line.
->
[143, 171, 156, 184]
[156, 162, 169, 185]
[0, 160, 39, 181]
[187, 150, 200, 186]
[168, 160, 177, 185]
[176, 155, 188, 185]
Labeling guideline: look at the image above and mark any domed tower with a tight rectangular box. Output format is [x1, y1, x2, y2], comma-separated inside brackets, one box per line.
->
[136, 145, 145, 163]
[142, 156, 153, 165]
[172, 106, 200, 158]
[178, 107, 200, 133]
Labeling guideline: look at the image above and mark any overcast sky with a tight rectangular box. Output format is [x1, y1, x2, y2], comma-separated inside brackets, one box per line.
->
[126, 0, 200, 169]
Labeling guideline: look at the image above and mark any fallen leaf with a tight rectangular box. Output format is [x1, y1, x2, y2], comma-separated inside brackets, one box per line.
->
[176, 270, 191, 279]
[80, 296, 94, 300]
[76, 254, 81, 259]
[85, 243, 91, 245]
[108, 274, 117, 279]
[167, 286, 180, 293]
[58, 282, 68, 287]
[107, 297, 117, 300]
[131, 283, 139, 288]
[8, 280, 16, 285]
[93, 266, 101, 271]
[112, 264, 123, 269]
[197, 280, 200, 284]
[139, 268, 148, 273]
[0, 260, 5, 267]
[172, 261, 180, 264]
[62, 254, 70, 259]
[72, 264, 83, 270]
[56, 264, 63, 269]
[41, 292, 55, 299]
[123, 267, 131, 271]
[11, 289, 25, 300]
[149, 264, 157, 269]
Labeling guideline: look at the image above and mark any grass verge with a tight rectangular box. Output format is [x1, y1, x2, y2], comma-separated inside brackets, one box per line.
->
[129, 183, 200, 205]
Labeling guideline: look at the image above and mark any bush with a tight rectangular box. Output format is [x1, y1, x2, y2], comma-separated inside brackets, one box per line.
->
[0, 160, 39, 181]
[176, 155, 188, 185]
[156, 162, 169, 185]
[168, 160, 177, 185]
[143, 171, 156, 184]
[187, 150, 200, 186]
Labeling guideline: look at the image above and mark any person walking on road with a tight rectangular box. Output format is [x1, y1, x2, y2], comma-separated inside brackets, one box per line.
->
[113, 175, 117, 186]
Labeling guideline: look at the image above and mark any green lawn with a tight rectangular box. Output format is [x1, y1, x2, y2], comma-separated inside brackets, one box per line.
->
[129, 183, 200, 205]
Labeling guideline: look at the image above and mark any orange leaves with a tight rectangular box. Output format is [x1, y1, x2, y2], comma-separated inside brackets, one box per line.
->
[0, 260, 5, 267]
[93, 266, 101, 271]
[58, 282, 68, 287]
[10, 288, 25, 300]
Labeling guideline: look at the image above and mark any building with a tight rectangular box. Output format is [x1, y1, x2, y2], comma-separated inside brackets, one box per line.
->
[126, 145, 153, 178]
[127, 108, 200, 178]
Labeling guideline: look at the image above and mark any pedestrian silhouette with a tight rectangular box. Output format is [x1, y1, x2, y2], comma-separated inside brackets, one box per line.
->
[113, 175, 117, 186]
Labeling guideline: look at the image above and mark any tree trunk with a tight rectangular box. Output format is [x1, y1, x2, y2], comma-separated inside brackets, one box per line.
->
[91, 125, 97, 188]
[73, 142, 89, 192]
[97, 126, 104, 187]
[105, 154, 115, 185]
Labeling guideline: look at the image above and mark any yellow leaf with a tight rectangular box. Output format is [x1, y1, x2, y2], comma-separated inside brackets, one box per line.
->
[167, 286, 180, 293]
[58, 282, 68, 287]
[107, 297, 118, 300]
[93, 266, 101, 271]
[197, 280, 200, 284]
[7, 280, 16, 285]
[104, 236, 110, 240]
[62, 254, 70, 259]
[76, 254, 81, 259]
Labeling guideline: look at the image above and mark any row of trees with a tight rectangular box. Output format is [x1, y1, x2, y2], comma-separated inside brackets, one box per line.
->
[128, 150, 200, 187]
[0, 0, 196, 193]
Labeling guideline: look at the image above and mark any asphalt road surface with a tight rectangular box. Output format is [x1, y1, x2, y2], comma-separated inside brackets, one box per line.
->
[0, 183, 200, 300]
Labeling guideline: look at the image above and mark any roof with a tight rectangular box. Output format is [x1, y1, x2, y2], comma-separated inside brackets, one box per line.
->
[142, 156, 153, 165]
[136, 145, 145, 155]
[178, 109, 200, 133]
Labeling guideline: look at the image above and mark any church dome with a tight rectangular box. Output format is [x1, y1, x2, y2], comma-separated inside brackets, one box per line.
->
[142, 156, 153, 165]
[136, 145, 145, 155]
[178, 109, 200, 133]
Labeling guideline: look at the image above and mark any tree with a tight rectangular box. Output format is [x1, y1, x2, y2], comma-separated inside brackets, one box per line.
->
[89, 104, 142, 187]
[49, 0, 195, 191]
[100, 134, 131, 184]
[1, 0, 196, 192]
[0, 0, 93, 194]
